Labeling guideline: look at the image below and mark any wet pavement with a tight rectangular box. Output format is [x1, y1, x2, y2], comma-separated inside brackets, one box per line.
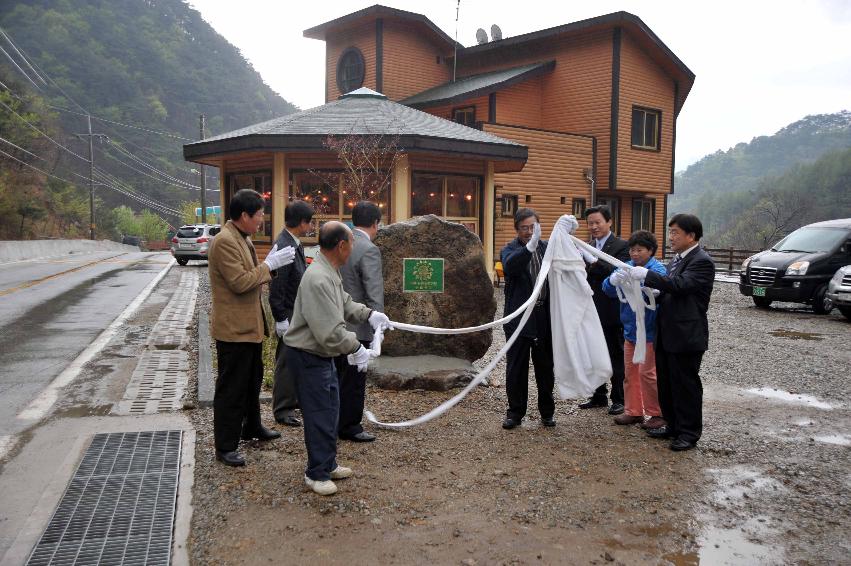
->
[0, 252, 172, 448]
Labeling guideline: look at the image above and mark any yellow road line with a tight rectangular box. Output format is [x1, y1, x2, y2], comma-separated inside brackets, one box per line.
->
[0, 253, 130, 297]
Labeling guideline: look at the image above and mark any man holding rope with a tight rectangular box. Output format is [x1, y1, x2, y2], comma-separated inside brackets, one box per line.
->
[284, 221, 390, 495]
[499, 207, 556, 430]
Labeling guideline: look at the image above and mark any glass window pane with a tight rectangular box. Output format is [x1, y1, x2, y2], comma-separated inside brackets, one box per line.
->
[631, 109, 644, 146]
[293, 171, 339, 217]
[445, 176, 478, 217]
[342, 173, 390, 221]
[411, 174, 443, 216]
[645, 113, 657, 148]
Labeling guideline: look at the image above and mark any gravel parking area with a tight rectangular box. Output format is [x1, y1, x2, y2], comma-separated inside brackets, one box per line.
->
[185, 272, 850, 565]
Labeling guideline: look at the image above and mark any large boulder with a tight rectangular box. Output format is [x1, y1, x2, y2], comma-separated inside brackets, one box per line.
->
[374, 215, 495, 361]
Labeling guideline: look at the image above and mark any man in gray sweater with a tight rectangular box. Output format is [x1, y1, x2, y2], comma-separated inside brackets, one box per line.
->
[284, 221, 390, 495]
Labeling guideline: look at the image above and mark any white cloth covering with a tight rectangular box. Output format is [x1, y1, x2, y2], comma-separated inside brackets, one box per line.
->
[364, 215, 651, 428]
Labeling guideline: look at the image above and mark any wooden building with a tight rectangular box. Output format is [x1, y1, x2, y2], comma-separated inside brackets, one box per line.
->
[303, 5, 695, 254]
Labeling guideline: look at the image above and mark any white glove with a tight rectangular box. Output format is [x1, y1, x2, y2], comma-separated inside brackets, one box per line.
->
[556, 215, 579, 234]
[651, 288, 661, 297]
[629, 266, 649, 281]
[275, 319, 289, 337]
[263, 244, 296, 271]
[609, 270, 627, 286]
[368, 310, 392, 331]
[347, 344, 377, 372]
[525, 222, 541, 252]
[580, 246, 598, 264]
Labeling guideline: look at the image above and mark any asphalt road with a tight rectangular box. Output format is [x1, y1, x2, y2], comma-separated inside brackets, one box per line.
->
[0, 252, 172, 443]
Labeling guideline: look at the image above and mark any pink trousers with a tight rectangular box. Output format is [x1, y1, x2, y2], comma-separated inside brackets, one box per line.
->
[623, 341, 661, 418]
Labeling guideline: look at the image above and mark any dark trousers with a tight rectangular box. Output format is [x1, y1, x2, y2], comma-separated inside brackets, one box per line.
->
[655, 336, 704, 443]
[214, 341, 263, 452]
[591, 324, 625, 405]
[334, 339, 369, 437]
[505, 335, 555, 420]
[272, 336, 299, 420]
[286, 346, 339, 481]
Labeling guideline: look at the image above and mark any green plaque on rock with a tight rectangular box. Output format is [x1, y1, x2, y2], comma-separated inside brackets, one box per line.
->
[403, 258, 444, 293]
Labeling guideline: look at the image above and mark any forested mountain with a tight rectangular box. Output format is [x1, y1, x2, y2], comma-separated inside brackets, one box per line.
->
[671, 111, 851, 247]
[0, 0, 297, 239]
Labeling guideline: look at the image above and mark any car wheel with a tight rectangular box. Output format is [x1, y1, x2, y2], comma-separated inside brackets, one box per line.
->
[176, 258, 189, 266]
[811, 284, 833, 315]
[839, 306, 851, 321]
[752, 296, 772, 308]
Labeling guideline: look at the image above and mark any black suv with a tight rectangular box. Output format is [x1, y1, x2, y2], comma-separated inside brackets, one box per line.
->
[739, 218, 851, 313]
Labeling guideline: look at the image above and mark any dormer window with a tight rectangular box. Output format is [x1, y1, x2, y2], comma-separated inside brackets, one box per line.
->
[452, 106, 476, 128]
[337, 47, 365, 94]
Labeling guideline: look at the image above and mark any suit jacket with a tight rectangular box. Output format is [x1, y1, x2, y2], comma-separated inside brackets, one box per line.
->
[501, 237, 550, 339]
[340, 229, 384, 342]
[207, 220, 272, 343]
[268, 228, 307, 323]
[586, 234, 630, 327]
[644, 246, 715, 353]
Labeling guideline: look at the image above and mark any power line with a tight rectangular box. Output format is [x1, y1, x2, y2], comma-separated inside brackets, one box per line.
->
[0, 97, 90, 162]
[93, 167, 182, 215]
[0, 134, 46, 161]
[106, 140, 201, 188]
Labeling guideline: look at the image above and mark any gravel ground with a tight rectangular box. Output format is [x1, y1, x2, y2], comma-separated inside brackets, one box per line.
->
[185, 272, 850, 565]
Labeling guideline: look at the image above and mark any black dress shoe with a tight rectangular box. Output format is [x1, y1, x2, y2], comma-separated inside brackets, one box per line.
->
[241, 426, 281, 441]
[502, 417, 521, 429]
[340, 431, 376, 442]
[541, 416, 556, 427]
[578, 398, 608, 409]
[670, 438, 696, 451]
[646, 426, 675, 439]
[215, 450, 245, 467]
[275, 415, 302, 427]
[607, 403, 625, 415]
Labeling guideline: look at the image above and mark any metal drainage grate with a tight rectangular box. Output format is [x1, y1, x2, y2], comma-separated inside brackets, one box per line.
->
[112, 351, 189, 415]
[27, 431, 183, 566]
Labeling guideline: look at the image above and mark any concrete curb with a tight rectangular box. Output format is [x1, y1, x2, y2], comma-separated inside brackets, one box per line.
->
[197, 309, 215, 408]
[172, 428, 195, 566]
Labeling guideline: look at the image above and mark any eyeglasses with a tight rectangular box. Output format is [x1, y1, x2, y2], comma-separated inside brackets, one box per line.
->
[517, 224, 536, 233]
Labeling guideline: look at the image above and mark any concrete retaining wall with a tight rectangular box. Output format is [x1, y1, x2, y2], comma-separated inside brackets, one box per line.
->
[0, 239, 140, 263]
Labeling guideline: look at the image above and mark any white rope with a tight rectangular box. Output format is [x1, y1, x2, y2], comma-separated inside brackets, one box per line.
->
[365, 215, 654, 427]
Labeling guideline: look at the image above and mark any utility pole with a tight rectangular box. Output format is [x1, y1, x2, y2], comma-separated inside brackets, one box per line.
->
[75, 115, 107, 239]
[199, 114, 206, 224]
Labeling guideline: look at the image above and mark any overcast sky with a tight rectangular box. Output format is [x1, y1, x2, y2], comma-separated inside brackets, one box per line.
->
[188, 0, 851, 170]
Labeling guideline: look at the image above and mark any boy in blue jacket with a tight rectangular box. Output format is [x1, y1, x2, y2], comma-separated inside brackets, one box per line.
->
[602, 230, 667, 428]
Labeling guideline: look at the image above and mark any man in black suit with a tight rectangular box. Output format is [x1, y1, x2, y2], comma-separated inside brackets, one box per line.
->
[500, 207, 555, 430]
[578, 205, 630, 414]
[628, 213, 715, 451]
[269, 200, 314, 426]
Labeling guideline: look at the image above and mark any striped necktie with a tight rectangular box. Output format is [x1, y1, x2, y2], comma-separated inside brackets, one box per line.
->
[667, 253, 682, 274]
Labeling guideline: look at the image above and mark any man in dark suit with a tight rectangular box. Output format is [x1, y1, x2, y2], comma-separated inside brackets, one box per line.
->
[500, 207, 555, 430]
[335, 201, 384, 443]
[628, 213, 715, 451]
[578, 205, 630, 414]
[269, 200, 314, 427]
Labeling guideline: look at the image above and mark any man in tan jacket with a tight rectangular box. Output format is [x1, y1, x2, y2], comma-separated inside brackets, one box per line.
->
[284, 221, 390, 495]
[208, 189, 295, 467]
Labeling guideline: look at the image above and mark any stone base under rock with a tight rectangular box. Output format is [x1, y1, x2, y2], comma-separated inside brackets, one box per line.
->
[368, 355, 478, 391]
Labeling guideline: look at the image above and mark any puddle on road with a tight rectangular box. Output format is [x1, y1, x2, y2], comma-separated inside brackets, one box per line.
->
[708, 467, 785, 504]
[663, 522, 783, 565]
[745, 387, 835, 410]
[812, 434, 851, 447]
[768, 328, 823, 340]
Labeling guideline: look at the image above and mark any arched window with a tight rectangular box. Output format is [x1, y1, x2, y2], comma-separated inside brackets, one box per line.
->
[336, 47, 365, 94]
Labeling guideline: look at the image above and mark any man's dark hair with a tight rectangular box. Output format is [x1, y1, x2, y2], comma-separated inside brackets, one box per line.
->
[627, 230, 658, 254]
[285, 200, 314, 228]
[669, 213, 703, 241]
[318, 222, 350, 250]
[351, 201, 381, 228]
[583, 205, 612, 222]
[513, 207, 539, 229]
[229, 189, 264, 221]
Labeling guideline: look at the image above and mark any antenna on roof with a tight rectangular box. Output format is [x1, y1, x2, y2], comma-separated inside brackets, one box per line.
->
[476, 28, 488, 45]
[491, 24, 502, 41]
[453, 0, 460, 82]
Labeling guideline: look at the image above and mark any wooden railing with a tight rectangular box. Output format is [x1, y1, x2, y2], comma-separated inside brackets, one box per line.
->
[663, 247, 760, 274]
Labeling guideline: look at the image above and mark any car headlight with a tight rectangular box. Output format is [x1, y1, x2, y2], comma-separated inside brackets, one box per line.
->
[742, 255, 754, 270]
[786, 261, 810, 276]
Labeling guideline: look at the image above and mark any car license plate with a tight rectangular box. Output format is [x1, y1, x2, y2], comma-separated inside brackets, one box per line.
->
[179, 243, 193, 249]
[752, 286, 766, 297]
